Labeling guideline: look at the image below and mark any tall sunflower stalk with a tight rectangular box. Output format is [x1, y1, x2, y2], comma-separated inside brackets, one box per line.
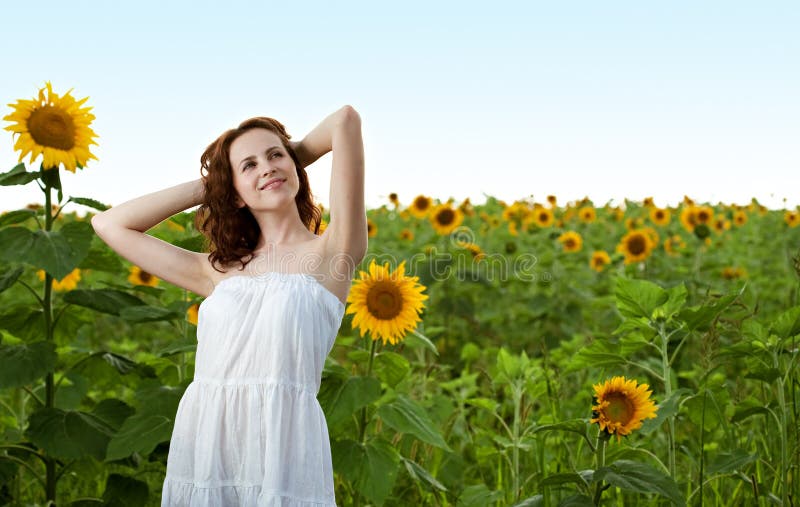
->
[3, 82, 98, 503]
[40, 172, 58, 500]
[657, 320, 680, 477]
[345, 259, 428, 507]
[593, 431, 611, 505]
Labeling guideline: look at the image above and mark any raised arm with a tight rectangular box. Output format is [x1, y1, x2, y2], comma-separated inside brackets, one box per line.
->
[295, 105, 367, 265]
[90, 178, 215, 297]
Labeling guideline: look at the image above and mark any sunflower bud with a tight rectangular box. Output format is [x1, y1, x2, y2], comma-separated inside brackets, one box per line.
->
[693, 224, 711, 240]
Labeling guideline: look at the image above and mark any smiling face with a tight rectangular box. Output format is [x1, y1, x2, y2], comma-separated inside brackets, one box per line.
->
[228, 128, 298, 210]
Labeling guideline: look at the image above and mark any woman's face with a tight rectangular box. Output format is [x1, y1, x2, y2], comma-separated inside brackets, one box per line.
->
[228, 128, 298, 210]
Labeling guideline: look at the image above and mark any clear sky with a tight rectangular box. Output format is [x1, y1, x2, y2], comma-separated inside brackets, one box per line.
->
[1, 0, 798, 214]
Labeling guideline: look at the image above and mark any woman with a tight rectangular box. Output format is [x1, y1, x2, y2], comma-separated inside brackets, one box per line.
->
[91, 105, 366, 506]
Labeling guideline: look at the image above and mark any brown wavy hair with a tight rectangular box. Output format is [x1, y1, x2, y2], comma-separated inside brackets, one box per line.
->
[194, 116, 321, 273]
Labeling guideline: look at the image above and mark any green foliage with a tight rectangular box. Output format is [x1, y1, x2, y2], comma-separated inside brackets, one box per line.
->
[1, 173, 800, 505]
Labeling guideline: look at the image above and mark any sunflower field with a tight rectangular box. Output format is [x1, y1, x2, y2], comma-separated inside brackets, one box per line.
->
[1, 84, 800, 506]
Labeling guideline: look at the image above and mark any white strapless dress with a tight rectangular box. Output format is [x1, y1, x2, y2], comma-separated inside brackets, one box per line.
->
[160, 272, 345, 506]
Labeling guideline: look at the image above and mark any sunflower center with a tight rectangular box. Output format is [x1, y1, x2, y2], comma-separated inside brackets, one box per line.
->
[538, 212, 549, 222]
[27, 105, 76, 150]
[436, 209, 455, 225]
[414, 198, 429, 210]
[604, 393, 635, 425]
[367, 280, 404, 320]
[627, 235, 647, 255]
[138, 271, 153, 283]
[564, 238, 576, 249]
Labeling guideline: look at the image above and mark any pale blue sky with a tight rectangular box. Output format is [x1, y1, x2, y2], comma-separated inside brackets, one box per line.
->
[1, 0, 798, 213]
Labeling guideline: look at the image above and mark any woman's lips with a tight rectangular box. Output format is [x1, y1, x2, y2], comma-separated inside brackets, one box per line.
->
[260, 179, 285, 190]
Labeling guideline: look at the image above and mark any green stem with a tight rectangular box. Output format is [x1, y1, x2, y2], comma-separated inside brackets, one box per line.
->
[774, 357, 789, 506]
[42, 180, 57, 503]
[659, 322, 676, 478]
[512, 383, 521, 502]
[593, 431, 610, 505]
[354, 338, 378, 507]
[698, 389, 706, 507]
[358, 338, 377, 445]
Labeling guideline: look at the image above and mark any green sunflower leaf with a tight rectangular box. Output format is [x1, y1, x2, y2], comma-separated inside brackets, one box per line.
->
[332, 437, 401, 506]
[0, 163, 39, 186]
[320, 376, 381, 429]
[63, 289, 147, 316]
[100, 473, 150, 506]
[0, 209, 38, 228]
[594, 459, 684, 506]
[25, 407, 116, 460]
[69, 196, 109, 211]
[614, 277, 667, 320]
[0, 221, 93, 279]
[402, 456, 447, 492]
[105, 413, 173, 461]
[376, 394, 451, 450]
[373, 351, 410, 388]
[0, 266, 24, 294]
[0, 341, 57, 388]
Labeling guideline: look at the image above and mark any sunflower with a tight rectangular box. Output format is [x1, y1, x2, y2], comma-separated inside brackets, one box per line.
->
[590, 251, 611, 272]
[663, 235, 686, 256]
[642, 227, 660, 248]
[733, 210, 748, 226]
[532, 207, 554, 227]
[642, 197, 655, 208]
[558, 231, 583, 253]
[4, 81, 98, 173]
[408, 195, 433, 219]
[36, 268, 81, 291]
[722, 266, 747, 280]
[679, 205, 697, 232]
[399, 228, 414, 241]
[694, 205, 714, 225]
[367, 218, 378, 238]
[508, 221, 519, 236]
[459, 198, 474, 216]
[388, 192, 399, 207]
[591, 376, 658, 441]
[457, 240, 486, 261]
[502, 201, 530, 224]
[713, 218, 731, 233]
[128, 266, 159, 287]
[611, 207, 625, 222]
[345, 259, 429, 345]
[578, 206, 596, 223]
[187, 303, 199, 326]
[616, 229, 655, 264]
[429, 204, 464, 235]
[318, 218, 328, 234]
[649, 207, 670, 226]
[165, 219, 185, 232]
[683, 195, 695, 206]
[785, 210, 800, 228]
[546, 195, 557, 207]
[625, 217, 644, 231]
